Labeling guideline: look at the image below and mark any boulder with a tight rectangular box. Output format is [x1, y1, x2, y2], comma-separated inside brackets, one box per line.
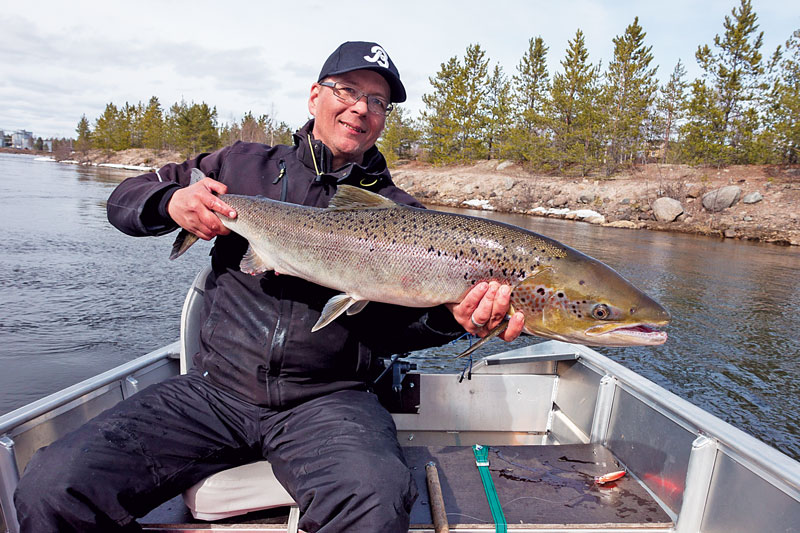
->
[742, 191, 763, 204]
[604, 220, 639, 229]
[702, 186, 741, 212]
[551, 195, 569, 207]
[578, 193, 596, 204]
[652, 197, 684, 222]
[686, 184, 704, 198]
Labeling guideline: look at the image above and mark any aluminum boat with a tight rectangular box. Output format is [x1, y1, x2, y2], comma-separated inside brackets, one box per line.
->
[1, 268, 798, 532]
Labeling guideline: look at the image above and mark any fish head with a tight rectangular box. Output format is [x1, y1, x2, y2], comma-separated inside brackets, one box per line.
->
[511, 254, 669, 347]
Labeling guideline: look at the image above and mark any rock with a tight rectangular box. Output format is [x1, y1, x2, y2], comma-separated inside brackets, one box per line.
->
[686, 184, 703, 198]
[621, 198, 631, 205]
[551, 195, 569, 207]
[702, 186, 741, 212]
[496, 160, 514, 171]
[743, 216, 753, 222]
[742, 191, 763, 204]
[652, 197, 684, 222]
[503, 177, 515, 191]
[585, 215, 606, 225]
[724, 229, 737, 238]
[604, 220, 639, 229]
[578, 193, 596, 204]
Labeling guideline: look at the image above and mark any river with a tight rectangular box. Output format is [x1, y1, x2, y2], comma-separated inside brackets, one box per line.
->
[1, 153, 798, 461]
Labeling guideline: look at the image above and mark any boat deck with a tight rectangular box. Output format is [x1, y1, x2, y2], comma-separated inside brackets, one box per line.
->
[141, 443, 672, 531]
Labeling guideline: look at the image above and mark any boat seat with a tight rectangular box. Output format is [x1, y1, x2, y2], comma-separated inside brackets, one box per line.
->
[179, 266, 298, 523]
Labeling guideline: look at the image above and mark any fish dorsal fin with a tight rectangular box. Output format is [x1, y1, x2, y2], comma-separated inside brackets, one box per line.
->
[327, 185, 399, 211]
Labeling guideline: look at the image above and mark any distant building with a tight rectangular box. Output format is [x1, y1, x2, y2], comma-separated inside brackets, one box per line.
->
[12, 130, 34, 150]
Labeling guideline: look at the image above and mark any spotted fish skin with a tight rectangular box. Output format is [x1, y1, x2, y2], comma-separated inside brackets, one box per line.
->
[172, 179, 669, 345]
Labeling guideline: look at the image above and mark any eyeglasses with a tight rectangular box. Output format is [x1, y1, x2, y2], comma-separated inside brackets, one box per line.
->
[319, 81, 394, 116]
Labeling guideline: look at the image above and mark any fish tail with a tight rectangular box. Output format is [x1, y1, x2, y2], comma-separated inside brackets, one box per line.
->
[168, 168, 209, 260]
[169, 229, 200, 260]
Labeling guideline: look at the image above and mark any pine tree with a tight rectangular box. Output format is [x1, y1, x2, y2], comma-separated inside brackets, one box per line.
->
[75, 114, 92, 153]
[167, 100, 220, 157]
[420, 44, 491, 163]
[459, 44, 491, 159]
[549, 29, 602, 175]
[655, 60, 688, 163]
[140, 96, 165, 150]
[378, 106, 420, 165]
[509, 36, 551, 167]
[681, 79, 727, 165]
[485, 64, 513, 160]
[767, 30, 800, 163]
[694, 0, 765, 163]
[421, 56, 463, 163]
[92, 103, 127, 151]
[602, 17, 658, 173]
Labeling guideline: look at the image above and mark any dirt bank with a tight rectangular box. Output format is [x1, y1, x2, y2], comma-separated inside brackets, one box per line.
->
[46, 148, 800, 247]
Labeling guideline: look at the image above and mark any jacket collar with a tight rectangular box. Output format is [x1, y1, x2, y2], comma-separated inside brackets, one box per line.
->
[293, 120, 391, 186]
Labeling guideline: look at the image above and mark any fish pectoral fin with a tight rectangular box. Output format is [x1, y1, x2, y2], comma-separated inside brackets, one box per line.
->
[454, 319, 510, 359]
[239, 245, 272, 275]
[327, 185, 399, 210]
[313, 294, 363, 332]
[346, 300, 369, 316]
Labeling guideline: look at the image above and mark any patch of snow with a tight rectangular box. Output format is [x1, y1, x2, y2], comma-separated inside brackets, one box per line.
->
[462, 199, 494, 210]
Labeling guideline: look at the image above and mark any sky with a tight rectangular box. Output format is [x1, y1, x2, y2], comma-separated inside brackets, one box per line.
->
[2, 0, 798, 140]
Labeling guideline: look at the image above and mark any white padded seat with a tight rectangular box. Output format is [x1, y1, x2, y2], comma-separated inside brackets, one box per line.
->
[179, 267, 298, 521]
[183, 461, 295, 521]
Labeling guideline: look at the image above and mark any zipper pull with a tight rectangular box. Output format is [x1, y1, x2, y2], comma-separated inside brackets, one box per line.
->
[272, 160, 286, 184]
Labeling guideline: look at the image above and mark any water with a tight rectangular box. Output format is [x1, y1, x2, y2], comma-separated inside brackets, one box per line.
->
[1, 153, 798, 461]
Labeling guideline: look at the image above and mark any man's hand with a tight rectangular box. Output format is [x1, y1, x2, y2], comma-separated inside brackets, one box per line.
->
[167, 178, 237, 240]
[446, 281, 524, 341]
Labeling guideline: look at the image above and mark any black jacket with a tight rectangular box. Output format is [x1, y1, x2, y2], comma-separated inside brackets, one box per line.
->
[107, 121, 461, 407]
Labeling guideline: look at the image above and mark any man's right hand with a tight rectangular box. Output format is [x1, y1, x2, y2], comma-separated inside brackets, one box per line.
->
[167, 178, 237, 240]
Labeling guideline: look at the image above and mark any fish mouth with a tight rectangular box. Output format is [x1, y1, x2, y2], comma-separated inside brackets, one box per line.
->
[585, 323, 668, 346]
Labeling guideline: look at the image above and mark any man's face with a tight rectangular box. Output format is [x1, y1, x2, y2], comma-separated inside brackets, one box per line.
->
[308, 69, 390, 169]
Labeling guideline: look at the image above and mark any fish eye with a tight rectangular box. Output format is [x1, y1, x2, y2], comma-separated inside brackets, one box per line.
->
[591, 304, 611, 320]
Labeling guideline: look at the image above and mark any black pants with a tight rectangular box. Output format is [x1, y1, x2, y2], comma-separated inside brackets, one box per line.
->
[14, 371, 417, 533]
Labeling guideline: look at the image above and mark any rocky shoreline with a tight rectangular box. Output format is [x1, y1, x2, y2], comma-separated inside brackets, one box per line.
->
[15, 148, 799, 247]
[392, 160, 800, 247]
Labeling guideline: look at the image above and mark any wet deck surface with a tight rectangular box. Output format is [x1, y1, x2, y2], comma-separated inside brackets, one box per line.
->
[142, 444, 673, 530]
[405, 444, 673, 529]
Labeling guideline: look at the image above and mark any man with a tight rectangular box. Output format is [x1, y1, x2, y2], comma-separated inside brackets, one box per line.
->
[14, 41, 524, 532]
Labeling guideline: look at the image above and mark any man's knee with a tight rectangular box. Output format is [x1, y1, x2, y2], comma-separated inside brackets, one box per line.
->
[297, 450, 417, 532]
[15, 445, 90, 531]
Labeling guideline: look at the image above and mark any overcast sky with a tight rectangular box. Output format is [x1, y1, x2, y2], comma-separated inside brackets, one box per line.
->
[2, 0, 798, 139]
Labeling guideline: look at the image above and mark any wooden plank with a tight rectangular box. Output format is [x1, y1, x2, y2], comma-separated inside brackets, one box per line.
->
[405, 444, 673, 529]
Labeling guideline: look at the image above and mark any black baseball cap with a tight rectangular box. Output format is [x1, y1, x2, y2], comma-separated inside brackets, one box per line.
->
[318, 41, 407, 103]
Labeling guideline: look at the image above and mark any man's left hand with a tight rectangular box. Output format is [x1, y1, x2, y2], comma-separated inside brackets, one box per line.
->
[446, 281, 524, 341]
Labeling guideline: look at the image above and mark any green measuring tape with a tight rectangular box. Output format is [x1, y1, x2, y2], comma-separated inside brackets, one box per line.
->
[473, 444, 507, 533]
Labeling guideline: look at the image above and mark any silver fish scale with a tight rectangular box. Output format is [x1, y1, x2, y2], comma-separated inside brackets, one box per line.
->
[220, 194, 570, 307]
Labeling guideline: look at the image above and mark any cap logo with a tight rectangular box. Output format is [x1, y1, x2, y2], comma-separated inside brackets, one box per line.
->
[363, 45, 390, 69]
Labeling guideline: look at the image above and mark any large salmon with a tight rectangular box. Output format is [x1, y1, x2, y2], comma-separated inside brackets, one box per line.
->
[172, 169, 669, 347]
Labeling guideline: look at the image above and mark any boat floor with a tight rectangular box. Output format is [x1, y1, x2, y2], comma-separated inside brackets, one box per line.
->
[141, 443, 673, 531]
